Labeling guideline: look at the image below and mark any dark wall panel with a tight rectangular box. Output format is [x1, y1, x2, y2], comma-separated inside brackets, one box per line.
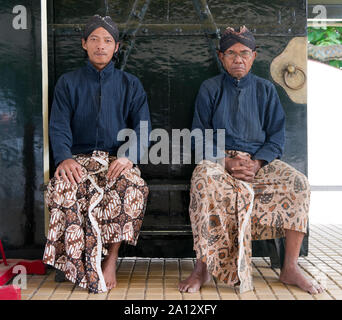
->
[0, 1, 44, 253]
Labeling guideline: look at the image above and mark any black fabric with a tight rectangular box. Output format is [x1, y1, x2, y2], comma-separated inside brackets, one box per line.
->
[83, 14, 119, 42]
[219, 26, 256, 52]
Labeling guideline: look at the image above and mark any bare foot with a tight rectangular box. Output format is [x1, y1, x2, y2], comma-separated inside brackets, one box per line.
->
[279, 264, 325, 295]
[101, 255, 118, 290]
[178, 259, 211, 293]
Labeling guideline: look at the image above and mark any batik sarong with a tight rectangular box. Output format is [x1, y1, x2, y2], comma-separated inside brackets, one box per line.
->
[42, 151, 149, 293]
[189, 150, 310, 293]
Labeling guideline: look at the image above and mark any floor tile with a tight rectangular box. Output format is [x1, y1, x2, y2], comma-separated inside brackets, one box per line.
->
[8, 224, 342, 301]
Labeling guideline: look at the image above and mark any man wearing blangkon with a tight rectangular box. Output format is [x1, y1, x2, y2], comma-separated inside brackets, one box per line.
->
[43, 15, 151, 293]
[178, 26, 324, 295]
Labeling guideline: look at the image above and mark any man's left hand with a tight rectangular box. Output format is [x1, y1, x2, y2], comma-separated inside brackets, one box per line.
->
[230, 154, 264, 182]
[107, 157, 133, 180]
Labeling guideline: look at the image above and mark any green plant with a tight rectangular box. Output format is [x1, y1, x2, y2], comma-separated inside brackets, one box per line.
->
[308, 26, 342, 69]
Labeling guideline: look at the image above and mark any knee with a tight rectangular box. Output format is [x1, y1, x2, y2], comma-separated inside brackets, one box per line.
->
[192, 160, 225, 181]
[47, 177, 69, 194]
[45, 177, 73, 207]
[277, 161, 310, 195]
[120, 167, 149, 189]
[291, 170, 310, 195]
[190, 161, 249, 201]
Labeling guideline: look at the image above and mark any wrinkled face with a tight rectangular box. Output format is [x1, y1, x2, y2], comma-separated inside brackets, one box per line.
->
[82, 27, 119, 70]
[218, 42, 257, 79]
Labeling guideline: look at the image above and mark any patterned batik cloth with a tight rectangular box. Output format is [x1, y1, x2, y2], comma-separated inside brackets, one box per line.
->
[42, 151, 149, 293]
[189, 150, 310, 293]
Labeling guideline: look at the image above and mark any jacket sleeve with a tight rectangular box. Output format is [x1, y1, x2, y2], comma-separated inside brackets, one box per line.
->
[49, 75, 74, 167]
[191, 82, 225, 163]
[126, 79, 152, 164]
[252, 83, 286, 164]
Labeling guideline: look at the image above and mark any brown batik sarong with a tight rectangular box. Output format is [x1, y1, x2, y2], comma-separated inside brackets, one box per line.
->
[189, 150, 310, 293]
[42, 151, 149, 293]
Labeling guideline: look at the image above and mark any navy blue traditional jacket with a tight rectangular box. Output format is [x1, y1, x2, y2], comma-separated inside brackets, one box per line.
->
[49, 60, 151, 166]
[191, 71, 286, 164]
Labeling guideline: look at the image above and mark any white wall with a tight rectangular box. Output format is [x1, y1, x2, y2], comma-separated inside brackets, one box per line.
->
[307, 59, 342, 224]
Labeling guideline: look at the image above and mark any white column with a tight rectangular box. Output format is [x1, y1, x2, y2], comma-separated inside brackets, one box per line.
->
[307, 59, 342, 224]
[41, 0, 50, 235]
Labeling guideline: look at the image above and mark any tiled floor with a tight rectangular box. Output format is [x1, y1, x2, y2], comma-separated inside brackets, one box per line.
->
[12, 224, 342, 300]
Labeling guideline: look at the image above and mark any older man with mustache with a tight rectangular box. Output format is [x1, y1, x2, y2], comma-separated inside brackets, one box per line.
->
[179, 26, 324, 295]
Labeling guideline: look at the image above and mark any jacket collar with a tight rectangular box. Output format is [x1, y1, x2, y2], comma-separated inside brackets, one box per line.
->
[86, 59, 114, 79]
[224, 70, 252, 89]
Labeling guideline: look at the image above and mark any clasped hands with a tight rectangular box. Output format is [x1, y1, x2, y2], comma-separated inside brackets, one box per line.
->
[54, 157, 133, 185]
[224, 154, 264, 182]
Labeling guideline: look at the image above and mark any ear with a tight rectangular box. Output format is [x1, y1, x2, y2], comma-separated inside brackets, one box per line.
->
[114, 41, 119, 53]
[82, 38, 87, 51]
[218, 51, 224, 63]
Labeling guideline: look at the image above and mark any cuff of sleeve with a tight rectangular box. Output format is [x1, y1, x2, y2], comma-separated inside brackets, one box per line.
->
[252, 149, 277, 165]
[54, 151, 73, 167]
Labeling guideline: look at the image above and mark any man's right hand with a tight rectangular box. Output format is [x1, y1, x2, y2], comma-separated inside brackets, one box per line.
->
[54, 158, 84, 185]
[224, 154, 255, 182]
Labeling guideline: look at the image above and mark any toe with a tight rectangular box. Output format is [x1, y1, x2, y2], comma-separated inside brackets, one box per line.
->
[188, 287, 198, 293]
[313, 282, 324, 294]
[181, 284, 190, 292]
[317, 284, 325, 294]
[178, 282, 187, 292]
[181, 285, 188, 293]
[308, 284, 318, 295]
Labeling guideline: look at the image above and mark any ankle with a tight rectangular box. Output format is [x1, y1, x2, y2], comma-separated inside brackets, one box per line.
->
[281, 262, 298, 273]
[194, 259, 207, 273]
[103, 254, 118, 263]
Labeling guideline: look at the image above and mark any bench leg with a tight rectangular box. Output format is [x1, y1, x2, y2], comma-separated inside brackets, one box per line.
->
[54, 268, 66, 282]
[272, 238, 285, 269]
